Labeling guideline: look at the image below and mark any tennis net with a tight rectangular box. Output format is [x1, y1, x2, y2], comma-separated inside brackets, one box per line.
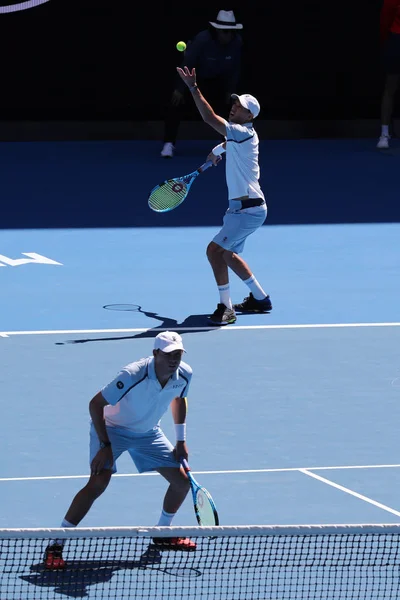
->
[1, 523, 400, 599]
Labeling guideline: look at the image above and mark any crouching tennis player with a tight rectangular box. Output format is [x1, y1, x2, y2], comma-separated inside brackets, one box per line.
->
[44, 331, 195, 569]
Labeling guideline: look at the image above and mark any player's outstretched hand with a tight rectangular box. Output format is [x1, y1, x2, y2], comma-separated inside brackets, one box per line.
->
[176, 66, 196, 89]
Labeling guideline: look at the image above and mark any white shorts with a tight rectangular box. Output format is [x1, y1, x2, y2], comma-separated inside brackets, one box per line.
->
[89, 423, 180, 474]
[212, 205, 267, 254]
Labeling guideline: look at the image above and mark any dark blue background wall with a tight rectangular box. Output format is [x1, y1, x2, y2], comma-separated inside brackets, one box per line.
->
[0, 1, 398, 229]
[0, 1, 387, 120]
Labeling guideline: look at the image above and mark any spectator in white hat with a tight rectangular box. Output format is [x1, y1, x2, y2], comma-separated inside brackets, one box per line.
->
[161, 10, 243, 158]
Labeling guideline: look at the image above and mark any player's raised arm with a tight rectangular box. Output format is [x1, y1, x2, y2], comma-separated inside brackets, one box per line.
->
[176, 66, 227, 136]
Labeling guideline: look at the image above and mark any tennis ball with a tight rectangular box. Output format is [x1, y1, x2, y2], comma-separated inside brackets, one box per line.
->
[176, 41, 186, 52]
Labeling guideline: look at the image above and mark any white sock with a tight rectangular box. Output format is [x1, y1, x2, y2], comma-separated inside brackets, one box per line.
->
[51, 518, 75, 547]
[218, 284, 232, 309]
[243, 275, 267, 300]
[382, 125, 389, 137]
[157, 509, 175, 527]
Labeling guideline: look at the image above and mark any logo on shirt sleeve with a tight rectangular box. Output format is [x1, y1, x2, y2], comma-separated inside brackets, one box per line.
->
[116, 381, 124, 390]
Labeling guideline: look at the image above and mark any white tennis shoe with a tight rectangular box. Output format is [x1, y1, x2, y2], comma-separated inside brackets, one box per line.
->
[377, 135, 390, 149]
[161, 142, 175, 158]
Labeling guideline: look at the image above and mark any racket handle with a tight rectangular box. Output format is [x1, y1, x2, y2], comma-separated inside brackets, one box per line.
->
[180, 458, 190, 471]
[197, 161, 213, 173]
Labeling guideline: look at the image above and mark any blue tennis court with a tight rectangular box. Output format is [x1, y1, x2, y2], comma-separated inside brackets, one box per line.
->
[1, 138, 400, 598]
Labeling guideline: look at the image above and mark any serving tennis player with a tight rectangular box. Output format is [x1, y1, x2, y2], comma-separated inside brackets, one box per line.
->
[177, 65, 272, 326]
[44, 332, 195, 569]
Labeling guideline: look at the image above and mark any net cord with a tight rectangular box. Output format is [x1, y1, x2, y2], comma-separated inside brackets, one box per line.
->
[2, 523, 400, 540]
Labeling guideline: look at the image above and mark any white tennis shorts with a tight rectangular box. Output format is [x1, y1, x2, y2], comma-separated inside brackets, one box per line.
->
[212, 205, 267, 254]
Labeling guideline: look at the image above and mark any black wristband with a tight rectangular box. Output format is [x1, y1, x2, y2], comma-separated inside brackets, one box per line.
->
[100, 440, 111, 448]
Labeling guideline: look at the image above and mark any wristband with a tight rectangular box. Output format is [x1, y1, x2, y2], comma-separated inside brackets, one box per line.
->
[212, 143, 226, 156]
[190, 84, 198, 92]
[175, 423, 186, 442]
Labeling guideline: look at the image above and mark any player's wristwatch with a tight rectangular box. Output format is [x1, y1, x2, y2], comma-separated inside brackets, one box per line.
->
[100, 440, 111, 449]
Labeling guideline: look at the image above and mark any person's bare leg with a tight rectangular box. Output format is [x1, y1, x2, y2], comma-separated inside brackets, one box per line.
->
[206, 241, 235, 317]
[64, 471, 112, 525]
[46, 470, 112, 553]
[156, 466, 191, 514]
[222, 250, 252, 280]
[151, 466, 196, 550]
[206, 241, 229, 286]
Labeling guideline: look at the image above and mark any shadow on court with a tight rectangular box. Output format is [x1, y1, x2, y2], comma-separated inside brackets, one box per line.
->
[23, 549, 201, 598]
[55, 306, 220, 345]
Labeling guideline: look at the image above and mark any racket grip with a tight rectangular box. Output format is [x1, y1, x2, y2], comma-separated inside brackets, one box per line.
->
[180, 458, 190, 471]
[198, 161, 213, 173]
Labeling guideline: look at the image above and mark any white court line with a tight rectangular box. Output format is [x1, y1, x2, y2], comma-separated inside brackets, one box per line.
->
[300, 469, 400, 518]
[1, 322, 400, 337]
[1, 463, 400, 483]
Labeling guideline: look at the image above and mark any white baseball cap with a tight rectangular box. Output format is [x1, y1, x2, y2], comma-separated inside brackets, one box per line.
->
[231, 93, 260, 118]
[154, 331, 186, 353]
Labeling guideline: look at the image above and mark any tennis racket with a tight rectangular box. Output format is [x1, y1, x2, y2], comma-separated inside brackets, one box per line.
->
[180, 459, 219, 526]
[148, 161, 213, 213]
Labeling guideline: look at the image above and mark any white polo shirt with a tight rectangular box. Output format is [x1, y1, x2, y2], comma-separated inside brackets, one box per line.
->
[224, 120, 265, 202]
[100, 357, 192, 433]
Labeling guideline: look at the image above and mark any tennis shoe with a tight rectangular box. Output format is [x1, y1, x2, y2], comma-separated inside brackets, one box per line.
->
[233, 293, 272, 313]
[161, 142, 175, 158]
[377, 135, 390, 149]
[209, 303, 236, 325]
[44, 544, 66, 570]
[153, 537, 196, 551]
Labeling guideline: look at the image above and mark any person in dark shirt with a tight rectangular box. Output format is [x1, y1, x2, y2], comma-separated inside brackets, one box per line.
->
[161, 10, 243, 158]
[378, 0, 400, 148]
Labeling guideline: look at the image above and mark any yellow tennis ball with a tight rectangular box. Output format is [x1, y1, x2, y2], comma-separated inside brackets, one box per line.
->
[176, 41, 186, 52]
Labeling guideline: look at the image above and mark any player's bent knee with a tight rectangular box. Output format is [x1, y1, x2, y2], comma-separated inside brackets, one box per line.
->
[206, 241, 223, 260]
[206, 242, 215, 258]
[87, 472, 112, 497]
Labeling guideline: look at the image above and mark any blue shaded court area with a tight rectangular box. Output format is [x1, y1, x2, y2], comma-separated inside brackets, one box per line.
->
[1, 221, 400, 528]
[1, 137, 400, 229]
[1, 139, 400, 598]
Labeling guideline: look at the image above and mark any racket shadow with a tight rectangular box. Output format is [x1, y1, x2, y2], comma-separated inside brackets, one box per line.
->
[55, 307, 220, 345]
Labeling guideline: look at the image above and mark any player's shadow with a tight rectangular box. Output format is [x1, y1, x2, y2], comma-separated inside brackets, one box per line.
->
[56, 307, 220, 345]
[22, 550, 201, 598]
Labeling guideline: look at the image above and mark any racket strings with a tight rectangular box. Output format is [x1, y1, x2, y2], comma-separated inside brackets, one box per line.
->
[196, 489, 219, 526]
[148, 180, 187, 212]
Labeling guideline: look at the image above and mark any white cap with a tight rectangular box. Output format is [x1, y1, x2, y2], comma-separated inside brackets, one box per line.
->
[231, 93, 260, 118]
[154, 331, 186, 353]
